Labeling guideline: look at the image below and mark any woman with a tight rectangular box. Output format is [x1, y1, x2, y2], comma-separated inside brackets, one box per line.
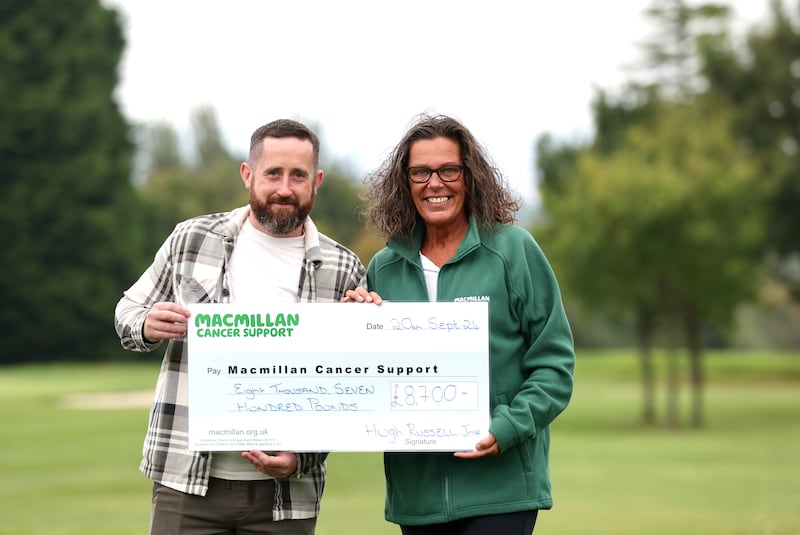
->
[346, 113, 575, 535]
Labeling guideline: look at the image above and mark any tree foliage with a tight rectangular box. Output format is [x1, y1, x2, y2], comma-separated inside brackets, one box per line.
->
[139, 109, 248, 234]
[542, 102, 765, 326]
[700, 0, 800, 264]
[0, 0, 146, 363]
[639, 0, 732, 97]
[313, 161, 365, 249]
[540, 100, 767, 426]
[534, 0, 778, 425]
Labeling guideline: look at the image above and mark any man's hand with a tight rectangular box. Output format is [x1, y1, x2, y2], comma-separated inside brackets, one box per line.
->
[241, 450, 298, 479]
[143, 302, 191, 342]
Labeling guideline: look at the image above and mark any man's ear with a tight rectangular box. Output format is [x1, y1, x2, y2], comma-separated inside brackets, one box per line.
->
[240, 162, 253, 189]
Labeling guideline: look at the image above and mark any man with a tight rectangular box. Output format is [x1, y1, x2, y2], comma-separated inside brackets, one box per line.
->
[114, 119, 367, 534]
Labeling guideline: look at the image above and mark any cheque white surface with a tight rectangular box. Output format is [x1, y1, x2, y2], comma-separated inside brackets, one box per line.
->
[187, 301, 490, 452]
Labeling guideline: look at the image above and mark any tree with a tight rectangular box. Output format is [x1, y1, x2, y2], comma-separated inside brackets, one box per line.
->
[0, 0, 146, 362]
[137, 108, 246, 240]
[538, 102, 766, 426]
[534, 133, 585, 196]
[191, 105, 232, 168]
[143, 121, 182, 172]
[638, 0, 731, 98]
[535, 0, 774, 426]
[312, 161, 364, 248]
[699, 0, 800, 287]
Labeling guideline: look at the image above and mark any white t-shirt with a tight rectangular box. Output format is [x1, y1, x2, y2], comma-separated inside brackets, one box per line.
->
[226, 218, 305, 304]
[420, 253, 440, 302]
[211, 218, 305, 480]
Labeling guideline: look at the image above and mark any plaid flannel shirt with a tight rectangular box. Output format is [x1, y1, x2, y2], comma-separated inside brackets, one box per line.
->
[114, 206, 367, 520]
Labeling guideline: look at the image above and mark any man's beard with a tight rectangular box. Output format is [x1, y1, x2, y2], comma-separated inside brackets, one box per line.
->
[250, 190, 315, 235]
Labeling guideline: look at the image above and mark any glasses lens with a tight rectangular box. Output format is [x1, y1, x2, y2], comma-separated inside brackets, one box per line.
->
[438, 166, 461, 181]
[408, 166, 462, 183]
[408, 167, 431, 182]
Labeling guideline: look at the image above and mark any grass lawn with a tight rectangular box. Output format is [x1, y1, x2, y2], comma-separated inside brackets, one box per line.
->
[0, 351, 798, 535]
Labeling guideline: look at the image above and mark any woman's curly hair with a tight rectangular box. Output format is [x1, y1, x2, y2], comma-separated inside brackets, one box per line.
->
[361, 113, 521, 241]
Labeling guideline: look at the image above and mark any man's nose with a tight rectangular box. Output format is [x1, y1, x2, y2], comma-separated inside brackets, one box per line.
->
[274, 175, 294, 194]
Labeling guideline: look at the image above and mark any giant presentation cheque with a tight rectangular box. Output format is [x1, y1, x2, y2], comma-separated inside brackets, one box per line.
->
[187, 301, 490, 452]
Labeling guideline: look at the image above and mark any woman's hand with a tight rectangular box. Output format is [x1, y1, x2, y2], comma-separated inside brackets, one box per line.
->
[453, 432, 499, 459]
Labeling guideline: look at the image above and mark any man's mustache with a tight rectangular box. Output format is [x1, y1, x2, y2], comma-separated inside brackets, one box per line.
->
[269, 195, 297, 205]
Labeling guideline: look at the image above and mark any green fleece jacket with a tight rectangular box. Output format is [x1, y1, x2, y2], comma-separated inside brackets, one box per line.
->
[367, 216, 575, 526]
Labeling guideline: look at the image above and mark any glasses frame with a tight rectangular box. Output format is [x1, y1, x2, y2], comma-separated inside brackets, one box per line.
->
[406, 165, 464, 184]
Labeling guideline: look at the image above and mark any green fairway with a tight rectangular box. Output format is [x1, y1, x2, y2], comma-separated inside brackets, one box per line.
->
[0, 352, 798, 535]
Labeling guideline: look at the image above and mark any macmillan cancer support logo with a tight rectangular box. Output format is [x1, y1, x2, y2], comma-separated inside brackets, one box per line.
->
[194, 312, 299, 338]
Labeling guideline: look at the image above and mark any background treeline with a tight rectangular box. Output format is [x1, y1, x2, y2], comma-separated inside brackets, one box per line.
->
[536, 0, 800, 356]
[1, 0, 799, 372]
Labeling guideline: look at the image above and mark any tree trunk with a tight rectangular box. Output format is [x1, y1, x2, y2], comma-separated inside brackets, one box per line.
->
[665, 321, 680, 428]
[685, 311, 705, 427]
[636, 308, 656, 425]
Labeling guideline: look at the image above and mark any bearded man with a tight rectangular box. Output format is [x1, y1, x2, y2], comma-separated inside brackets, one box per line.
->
[114, 119, 368, 535]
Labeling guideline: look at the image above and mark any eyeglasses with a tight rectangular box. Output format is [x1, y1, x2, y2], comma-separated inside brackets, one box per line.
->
[407, 165, 463, 184]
